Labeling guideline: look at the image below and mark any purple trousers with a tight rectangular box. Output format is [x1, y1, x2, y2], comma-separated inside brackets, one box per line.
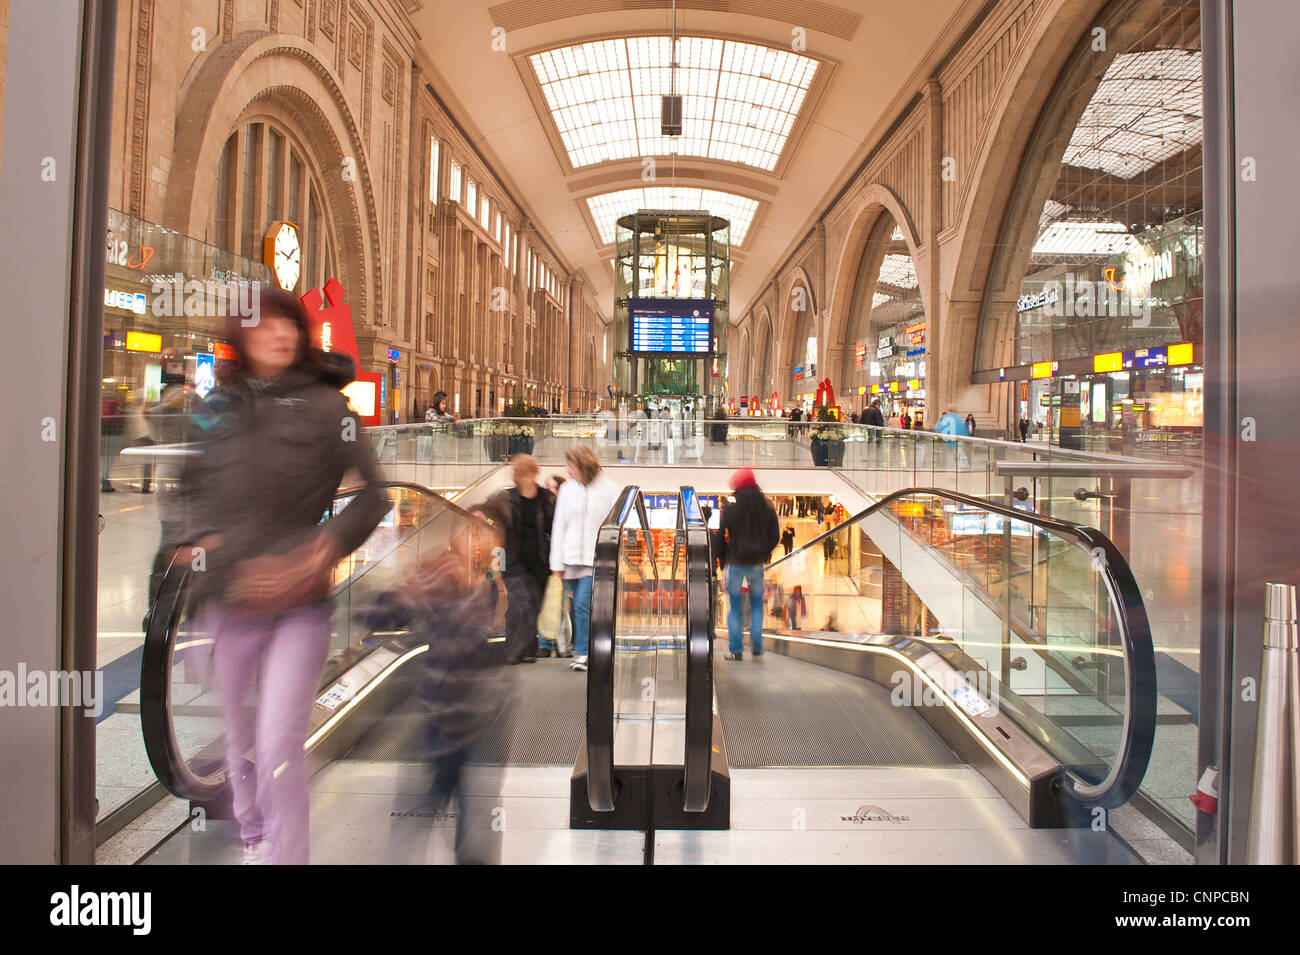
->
[207, 601, 331, 865]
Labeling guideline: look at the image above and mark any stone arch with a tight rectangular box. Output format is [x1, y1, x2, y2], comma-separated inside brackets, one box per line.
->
[736, 325, 751, 399]
[161, 35, 382, 327]
[943, 0, 1109, 313]
[824, 183, 925, 364]
[776, 270, 819, 402]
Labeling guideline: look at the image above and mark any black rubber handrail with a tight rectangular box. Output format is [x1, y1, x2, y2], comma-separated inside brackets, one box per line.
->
[586, 486, 657, 812]
[766, 486, 1156, 811]
[140, 481, 478, 802]
[677, 487, 714, 812]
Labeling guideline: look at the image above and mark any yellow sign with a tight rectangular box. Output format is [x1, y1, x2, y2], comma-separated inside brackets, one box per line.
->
[1031, 361, 1053, 379]
[871, 384, 880, 394]
[1093, 352, 1123, 373]
[125, 331, 161, 353]
[895, 501, 925, 518]
[907, 379, 921, 390]
[888, 381, 899, 392]
[857, 385, 866, 395]
[1169, 342, 1194, 366]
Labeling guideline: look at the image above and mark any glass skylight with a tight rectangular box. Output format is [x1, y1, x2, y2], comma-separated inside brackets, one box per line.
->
[530, 36, 818, 172]
[586, 188, 759, 245]
[1032, 219, 1142, 257]
[1061, 49, 1202, 179]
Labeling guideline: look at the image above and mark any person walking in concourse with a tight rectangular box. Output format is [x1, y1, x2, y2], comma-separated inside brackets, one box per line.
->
[549, 446, 620, 672]
[720, 467, 780, 661]
[183, 289, 390, 865]
[485, 454, 554, 665]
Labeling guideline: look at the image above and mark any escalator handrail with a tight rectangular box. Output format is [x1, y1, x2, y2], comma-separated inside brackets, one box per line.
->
[586, 486, 658, 812]
[677, 487, 714, 812]
[140, 481, 480, 802]
[765, 485, 1156, 810]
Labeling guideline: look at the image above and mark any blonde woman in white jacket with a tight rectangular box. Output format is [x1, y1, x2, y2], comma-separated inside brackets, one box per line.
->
[549, 446, 621, 671]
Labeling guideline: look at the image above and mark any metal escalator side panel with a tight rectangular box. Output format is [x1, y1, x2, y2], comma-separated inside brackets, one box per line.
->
[585, 486, 639, 812]
[679, 485, 713, 812]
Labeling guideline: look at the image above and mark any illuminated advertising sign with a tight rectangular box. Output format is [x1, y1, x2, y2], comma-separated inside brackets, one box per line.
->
[1094, 352, 1123, 373]
[105, 288, 147, 314]
[905, 323, 926, 346]
[855, 342, 866, 368]
[1124, 346, 1168, 370]
[1031, 361, 1054, 379]
[1168, 342, 1194, 365]
[194, 352, 215, 398]
[343, 372, 382, 426]
[126, 331, 162, 353]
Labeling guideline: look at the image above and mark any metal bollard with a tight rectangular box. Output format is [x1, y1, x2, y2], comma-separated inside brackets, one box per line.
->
[1246, 582, 1300, 864]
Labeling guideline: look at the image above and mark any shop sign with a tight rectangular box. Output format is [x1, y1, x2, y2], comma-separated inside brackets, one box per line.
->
[1017, 287, 1059, 313]
[388, 348, 400, 363]
[105, 287, 147, 314]
[905, 322, 926, 346]
[1094, 352, 1123, 373]
[1124, 346, 1168, 370]
[855, 342, 866, 368]
[905, 347, 925, 357]
[1168, 342, 1194, 366]
[1031, 361, 1055, 379]
[126, 331, 161, 353]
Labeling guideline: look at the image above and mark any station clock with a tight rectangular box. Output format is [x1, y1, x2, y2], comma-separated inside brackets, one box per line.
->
[263, 221, 302, 291]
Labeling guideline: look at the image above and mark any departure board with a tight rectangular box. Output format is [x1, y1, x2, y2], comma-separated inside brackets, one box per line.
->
[629, 298, 713, 354]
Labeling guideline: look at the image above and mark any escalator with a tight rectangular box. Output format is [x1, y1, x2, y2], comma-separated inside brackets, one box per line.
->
[701, 486, 1157, 860]
[139, 480, 718, 863]
[138, 478, 1156, 863]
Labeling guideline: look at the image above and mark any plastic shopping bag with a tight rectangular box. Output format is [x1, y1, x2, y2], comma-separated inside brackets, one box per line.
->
[538, 575, 565, 643]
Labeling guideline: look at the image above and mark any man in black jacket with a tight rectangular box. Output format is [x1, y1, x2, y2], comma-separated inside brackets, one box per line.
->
[720, 467, 780, 660]
[484, 454, 555, 664]
[863, 399, 885, 443]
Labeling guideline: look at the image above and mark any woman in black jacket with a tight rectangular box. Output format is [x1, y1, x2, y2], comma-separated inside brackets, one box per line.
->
[182, 288, 390, 865]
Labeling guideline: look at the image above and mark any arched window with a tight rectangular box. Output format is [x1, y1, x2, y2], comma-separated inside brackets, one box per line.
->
[212, 121, 337, 294]
[840, 214, 924, 403]
[978, 0, 1202, 373]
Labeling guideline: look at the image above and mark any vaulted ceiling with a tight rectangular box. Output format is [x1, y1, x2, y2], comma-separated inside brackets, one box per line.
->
[408, 0, 979, 321]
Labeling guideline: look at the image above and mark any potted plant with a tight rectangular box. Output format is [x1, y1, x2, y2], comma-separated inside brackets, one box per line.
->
[810, 405, 846, 467]
[503, 396, 536, 457]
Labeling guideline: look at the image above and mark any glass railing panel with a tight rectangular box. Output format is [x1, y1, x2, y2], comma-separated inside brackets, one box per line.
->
[153, 484, 486, 795]
[765, 488, 1145, 799]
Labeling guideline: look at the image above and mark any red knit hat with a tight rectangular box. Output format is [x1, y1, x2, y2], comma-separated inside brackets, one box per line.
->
[729, 467, 757, 491]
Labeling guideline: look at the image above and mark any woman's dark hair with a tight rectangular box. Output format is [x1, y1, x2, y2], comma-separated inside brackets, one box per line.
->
[431, 390, 449, 412]
[219, 285, 321, 384]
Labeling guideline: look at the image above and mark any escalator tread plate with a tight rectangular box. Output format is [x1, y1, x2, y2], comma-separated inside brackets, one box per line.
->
[345, 662, 586, 766]
[714, 643, 958, 768]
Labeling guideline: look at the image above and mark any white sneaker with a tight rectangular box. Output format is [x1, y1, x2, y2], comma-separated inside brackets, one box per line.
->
[569, 656, 588, 671]
[242, 840, 270, 865]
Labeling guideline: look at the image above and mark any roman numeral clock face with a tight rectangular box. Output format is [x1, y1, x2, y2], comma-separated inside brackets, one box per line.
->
[265, 222, 301, 291]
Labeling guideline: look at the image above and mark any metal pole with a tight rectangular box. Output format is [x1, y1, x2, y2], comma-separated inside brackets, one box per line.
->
[1246, 582, 1300, 863]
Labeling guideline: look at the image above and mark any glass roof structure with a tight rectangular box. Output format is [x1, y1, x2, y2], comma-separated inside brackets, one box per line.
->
[1061, 49, 1202, 179]
[587, 187, 759, 245]
[1032, 219, 1143, 258]
[529, 36, 819, 171]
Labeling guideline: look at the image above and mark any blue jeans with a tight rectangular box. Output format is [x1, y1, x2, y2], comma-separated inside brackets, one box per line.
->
[726, 564, 766, 656]
[563, 575, 593, 658]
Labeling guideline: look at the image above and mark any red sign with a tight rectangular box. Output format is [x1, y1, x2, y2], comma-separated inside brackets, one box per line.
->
[301, 278, 360, 372]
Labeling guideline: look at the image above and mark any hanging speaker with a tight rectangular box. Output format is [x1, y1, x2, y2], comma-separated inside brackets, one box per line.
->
[661, 94, 683, 136]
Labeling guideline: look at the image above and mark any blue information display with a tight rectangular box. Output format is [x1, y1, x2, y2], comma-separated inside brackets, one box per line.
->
[629, 298, 712, 354]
